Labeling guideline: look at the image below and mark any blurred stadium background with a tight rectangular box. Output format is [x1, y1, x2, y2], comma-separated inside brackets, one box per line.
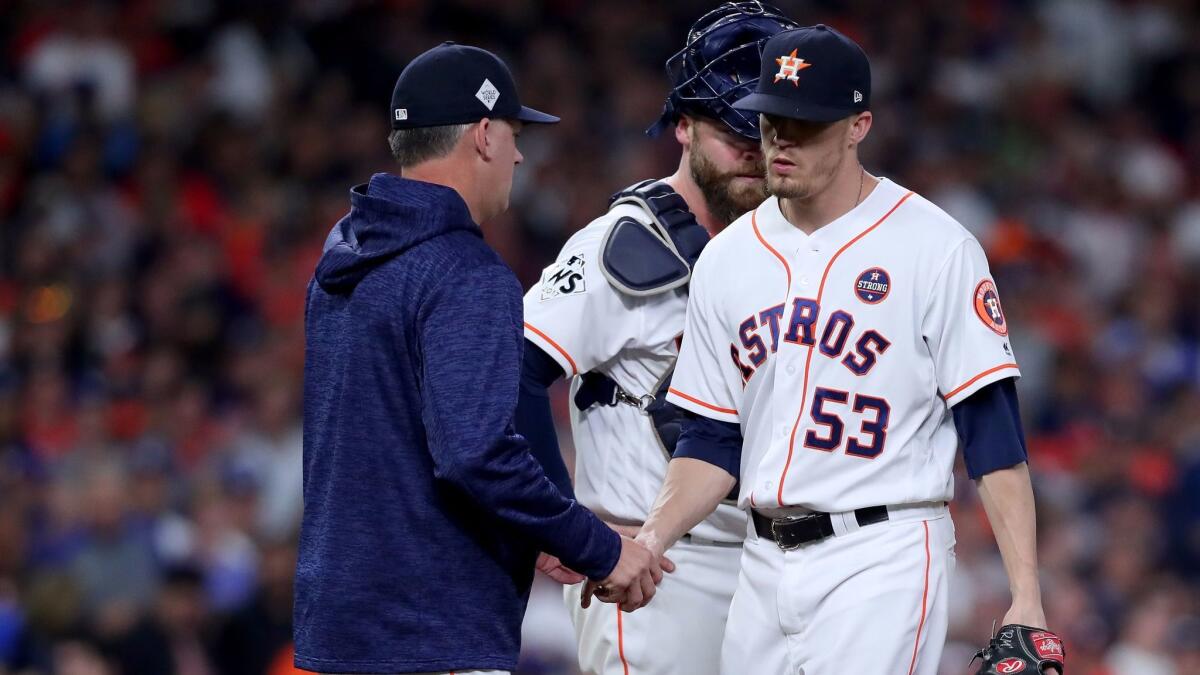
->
[0, 0, 1198, 673]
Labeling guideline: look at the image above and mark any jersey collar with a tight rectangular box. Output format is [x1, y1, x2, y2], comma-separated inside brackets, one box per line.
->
[756, 177, 904, 255]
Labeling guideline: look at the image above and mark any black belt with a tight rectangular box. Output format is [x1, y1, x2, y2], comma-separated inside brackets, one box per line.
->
[752, 505, 889, 550]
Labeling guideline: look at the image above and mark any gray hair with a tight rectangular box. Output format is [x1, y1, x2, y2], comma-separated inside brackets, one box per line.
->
[387, 123, 471, 167]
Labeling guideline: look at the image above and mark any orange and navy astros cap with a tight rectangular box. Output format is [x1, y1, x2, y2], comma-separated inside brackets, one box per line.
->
[733, 24, 870, 122]
[390, 42, 559, 129]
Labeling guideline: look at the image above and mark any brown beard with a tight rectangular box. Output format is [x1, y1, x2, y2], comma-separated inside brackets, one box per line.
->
[689, 146, 766, 228]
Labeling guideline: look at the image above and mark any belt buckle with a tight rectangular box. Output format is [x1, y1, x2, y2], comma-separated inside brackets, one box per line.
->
[769, 515, 807, 551]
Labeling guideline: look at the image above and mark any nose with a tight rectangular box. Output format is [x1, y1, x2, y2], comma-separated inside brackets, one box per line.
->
[515, 147, 524, 165]
[769, 132, 795, 150]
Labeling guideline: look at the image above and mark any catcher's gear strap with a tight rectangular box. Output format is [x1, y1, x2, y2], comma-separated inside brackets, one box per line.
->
[599, 180, 710, 297]
[974, 623, 1066, 674]
[572, 366, 741, 503]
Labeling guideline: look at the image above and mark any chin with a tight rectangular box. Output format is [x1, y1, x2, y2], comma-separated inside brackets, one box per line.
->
[767, 175, 810, 199]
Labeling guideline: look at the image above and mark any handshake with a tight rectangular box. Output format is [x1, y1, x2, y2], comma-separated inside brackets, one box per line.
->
[537, 524, 675, 613]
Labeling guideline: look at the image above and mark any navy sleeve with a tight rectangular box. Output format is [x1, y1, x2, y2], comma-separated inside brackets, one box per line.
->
[417, 265, 619, 579]
[514, 340, 574, 498]
[673, 408, 743, 479]
[952, 378, 1029, 480]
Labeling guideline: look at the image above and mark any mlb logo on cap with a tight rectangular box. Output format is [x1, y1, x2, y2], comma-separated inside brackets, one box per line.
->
[734, 24, 871, 122]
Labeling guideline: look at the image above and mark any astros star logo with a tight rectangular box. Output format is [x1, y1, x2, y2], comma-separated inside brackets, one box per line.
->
[774, 49, 811, 86]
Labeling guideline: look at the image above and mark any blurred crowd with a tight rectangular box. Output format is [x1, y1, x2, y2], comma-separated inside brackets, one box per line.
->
[0, 0, 1198, 674]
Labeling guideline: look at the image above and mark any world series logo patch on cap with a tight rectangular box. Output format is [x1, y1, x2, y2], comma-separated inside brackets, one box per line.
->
[855, 267, 890, 304]
[476, 79, 500, 110]
[974, 279, 1008, 335]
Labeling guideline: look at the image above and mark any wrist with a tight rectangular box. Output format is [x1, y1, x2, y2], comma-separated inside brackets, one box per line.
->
[1010, 582, 1042, 605]
[588, 522, 622, 580]
[635, 530, 667, 558]
[1005, 589, 1047, 626]
[1003, 603, 1048, 630]
[1008, 567, 1041, 598]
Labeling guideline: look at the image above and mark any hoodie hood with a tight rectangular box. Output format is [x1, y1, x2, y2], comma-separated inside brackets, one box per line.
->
[315, 173, 479, 293]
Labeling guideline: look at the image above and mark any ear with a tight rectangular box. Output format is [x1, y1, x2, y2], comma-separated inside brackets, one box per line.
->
[473, 118, 493, 161]
[674, 114, 693, 149]
[848, 112, 872, 146]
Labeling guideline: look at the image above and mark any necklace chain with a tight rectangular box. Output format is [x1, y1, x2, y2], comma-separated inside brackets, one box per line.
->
[855, 165, 865, 208]
[781, 166, 868, 225]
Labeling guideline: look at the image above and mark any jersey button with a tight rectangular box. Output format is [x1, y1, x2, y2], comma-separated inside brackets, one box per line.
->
[786, 365, 796, 375]
[799, 276, 810, 286]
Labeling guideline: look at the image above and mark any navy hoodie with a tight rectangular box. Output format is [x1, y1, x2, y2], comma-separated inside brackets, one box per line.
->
[295, 174, 621, 674]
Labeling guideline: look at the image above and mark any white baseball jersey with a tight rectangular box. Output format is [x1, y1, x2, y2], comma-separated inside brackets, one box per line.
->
[666, 177, 1019, 512]
[523, 192, 746, 543]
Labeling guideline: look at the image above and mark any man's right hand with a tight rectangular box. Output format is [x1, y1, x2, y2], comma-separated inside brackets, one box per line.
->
[581, 535, 671, 612]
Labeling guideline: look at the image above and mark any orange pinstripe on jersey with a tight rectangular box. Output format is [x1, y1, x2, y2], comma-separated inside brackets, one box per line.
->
[751, 208, 792, 296]
[524, 321, 579, 376]
[777, 191, 914, 505]
[750, 205, 793, 509]
[616, 605, 631, 675]
[905, 521, 932, 675]
[943, 363, 1019, 401]
[668, 387, 738, 416]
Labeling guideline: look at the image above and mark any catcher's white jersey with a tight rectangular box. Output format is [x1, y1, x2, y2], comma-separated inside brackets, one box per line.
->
[666, 177, 1019, 511]
[524, 188, 744, 675]
[523, 198, 746, 543]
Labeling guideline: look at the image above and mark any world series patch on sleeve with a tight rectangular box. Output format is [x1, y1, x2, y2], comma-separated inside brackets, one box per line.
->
[539, 254, 586, 301]
[972, 623, 1065, 674]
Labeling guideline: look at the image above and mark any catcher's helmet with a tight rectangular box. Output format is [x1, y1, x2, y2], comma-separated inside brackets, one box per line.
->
[648, 1, 800, 140]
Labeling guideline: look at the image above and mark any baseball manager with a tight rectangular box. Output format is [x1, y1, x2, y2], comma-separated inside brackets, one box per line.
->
[294, 43, 665, 675]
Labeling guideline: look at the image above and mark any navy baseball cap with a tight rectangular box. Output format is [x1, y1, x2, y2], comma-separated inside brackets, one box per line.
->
[391, 42, 559, 129]
[733, 25, 870, 122]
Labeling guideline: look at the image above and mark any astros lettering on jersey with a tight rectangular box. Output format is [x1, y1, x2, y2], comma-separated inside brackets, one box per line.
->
[667, 177, 1019, 512]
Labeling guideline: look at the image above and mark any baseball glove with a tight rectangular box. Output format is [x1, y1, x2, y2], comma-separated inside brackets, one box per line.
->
[972, 623, 1065, 674]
